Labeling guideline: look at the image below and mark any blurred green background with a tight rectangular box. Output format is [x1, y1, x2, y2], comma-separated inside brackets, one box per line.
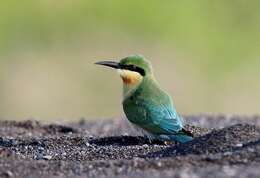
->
[0, 0, 259, 121]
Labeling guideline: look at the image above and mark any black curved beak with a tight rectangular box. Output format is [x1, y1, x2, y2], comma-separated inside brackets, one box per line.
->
[94, 61, 120, 69]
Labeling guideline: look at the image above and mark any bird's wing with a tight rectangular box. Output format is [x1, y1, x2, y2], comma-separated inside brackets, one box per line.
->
[141, 98, 183, 135]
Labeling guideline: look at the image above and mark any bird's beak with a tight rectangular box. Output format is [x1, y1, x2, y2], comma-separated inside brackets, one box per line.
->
[94, 61, 120, 69]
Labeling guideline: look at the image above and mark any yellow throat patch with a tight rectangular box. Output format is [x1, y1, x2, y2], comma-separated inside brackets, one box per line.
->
[117, 69, 143, 86]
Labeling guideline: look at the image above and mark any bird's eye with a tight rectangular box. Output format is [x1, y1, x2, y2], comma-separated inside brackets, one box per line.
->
[119, 64, 145, 76]
[131, 65, 136, 70]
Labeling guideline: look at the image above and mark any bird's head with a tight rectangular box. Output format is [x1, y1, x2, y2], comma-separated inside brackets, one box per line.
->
[95, 55, 153, 86]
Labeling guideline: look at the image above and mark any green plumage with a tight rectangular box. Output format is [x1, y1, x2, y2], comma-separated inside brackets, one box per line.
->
[96, 55, 193, 143]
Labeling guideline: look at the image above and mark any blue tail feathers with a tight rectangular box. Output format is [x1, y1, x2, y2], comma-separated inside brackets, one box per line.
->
[157, 133, 193, 143]
[169, 134, 193, 143]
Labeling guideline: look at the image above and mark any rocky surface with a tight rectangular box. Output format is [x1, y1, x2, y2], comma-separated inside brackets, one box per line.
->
[0, 114, 260, 178]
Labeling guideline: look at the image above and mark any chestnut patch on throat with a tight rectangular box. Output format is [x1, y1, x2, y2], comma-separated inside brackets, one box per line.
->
[119, 70, 143, 85]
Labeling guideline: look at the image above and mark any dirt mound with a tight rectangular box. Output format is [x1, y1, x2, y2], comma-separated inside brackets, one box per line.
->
[0, 115, 260, 178]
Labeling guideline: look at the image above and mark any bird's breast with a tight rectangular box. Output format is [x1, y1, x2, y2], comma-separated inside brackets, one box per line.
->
[123, 97, 148, 124]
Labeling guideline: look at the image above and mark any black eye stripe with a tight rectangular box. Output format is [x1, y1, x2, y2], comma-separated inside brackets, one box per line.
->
[119, 64, 145, 76]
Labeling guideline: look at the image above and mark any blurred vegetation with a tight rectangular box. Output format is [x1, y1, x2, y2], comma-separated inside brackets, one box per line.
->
[0, 1, 259, 121]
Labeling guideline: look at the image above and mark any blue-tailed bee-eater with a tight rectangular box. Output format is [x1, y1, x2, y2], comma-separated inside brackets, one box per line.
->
[95, 55, 193, 143]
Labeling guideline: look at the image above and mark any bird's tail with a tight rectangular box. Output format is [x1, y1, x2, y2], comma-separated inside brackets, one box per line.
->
[169, 128, 193, 143]
[169, 134, 193, 143]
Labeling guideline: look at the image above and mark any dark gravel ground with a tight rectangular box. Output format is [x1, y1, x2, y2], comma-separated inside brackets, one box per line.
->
[0, 114, 260, 178]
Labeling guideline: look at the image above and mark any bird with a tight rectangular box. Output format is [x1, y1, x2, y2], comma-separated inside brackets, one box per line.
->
[95, 55, 193, 143]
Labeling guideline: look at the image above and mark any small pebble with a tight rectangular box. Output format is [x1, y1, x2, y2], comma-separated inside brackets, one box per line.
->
[235, 143, 243, 147]
[42, 155, 52, 160]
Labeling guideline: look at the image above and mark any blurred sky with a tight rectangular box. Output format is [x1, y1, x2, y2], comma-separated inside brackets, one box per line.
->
[0, 1, 259, 121]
